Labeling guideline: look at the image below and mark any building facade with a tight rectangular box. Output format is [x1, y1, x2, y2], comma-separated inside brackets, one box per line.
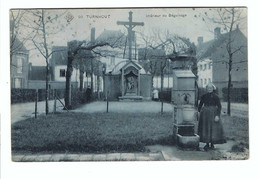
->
[196, 27, 248, 98]
[197, 58, 213, 88]
[11, 39, 29, 89]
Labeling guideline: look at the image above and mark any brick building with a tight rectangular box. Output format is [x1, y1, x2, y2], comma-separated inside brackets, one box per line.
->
[196, 27, 248, 98]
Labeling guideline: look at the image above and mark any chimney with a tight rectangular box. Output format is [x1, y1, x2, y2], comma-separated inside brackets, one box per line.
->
[197, 36, 203, 46]
[214, 27, 221, 39]
[91, 28, 95, 43]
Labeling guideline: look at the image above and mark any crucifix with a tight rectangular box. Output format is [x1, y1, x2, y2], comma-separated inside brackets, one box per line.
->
[117, 11, 144, 61]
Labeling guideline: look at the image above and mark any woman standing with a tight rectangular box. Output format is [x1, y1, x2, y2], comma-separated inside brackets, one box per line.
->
[198, 83, 226, 151]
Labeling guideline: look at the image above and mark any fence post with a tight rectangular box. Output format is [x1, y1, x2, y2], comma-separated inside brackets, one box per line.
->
[35, 89, 38, 118]
[106, 90, 109, 113]
[161, 100, 163, 115]
[53, 89, 57, 114]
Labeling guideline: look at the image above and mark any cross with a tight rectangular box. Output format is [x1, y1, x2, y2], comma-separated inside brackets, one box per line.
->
[117, 11, 144, 60]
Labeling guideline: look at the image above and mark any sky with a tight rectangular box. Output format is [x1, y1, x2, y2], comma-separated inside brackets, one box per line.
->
[15, 8, 247, 65]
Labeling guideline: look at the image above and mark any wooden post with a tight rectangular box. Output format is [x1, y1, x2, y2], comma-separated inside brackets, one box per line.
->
[106, 90, 109, 113]
[35, 89, 38, 118]
[161, 100, 163, 115]
[49, 84, 51, 100]
[53, 89, 57, 114]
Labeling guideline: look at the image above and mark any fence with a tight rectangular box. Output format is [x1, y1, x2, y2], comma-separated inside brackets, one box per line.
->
[222, 88, 248, 103]
[11, 88, 65, 104]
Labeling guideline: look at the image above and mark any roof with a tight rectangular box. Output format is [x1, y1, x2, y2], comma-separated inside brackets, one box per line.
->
[196, 28, 247, 60]
[96, 29, 126, 46]
[50, 46, 68, 66]
[111, 60, 148, 75]
[50, 46, 93, 66]
[11, 38, 28, 54]
[173, 70, 196, 78]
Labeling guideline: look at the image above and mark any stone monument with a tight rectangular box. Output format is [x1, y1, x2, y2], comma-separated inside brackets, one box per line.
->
[171, 56, 200, 149]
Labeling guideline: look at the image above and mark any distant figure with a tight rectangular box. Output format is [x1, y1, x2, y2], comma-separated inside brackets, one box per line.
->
[152, 89, 159, 101]
[86, 86, 91, 102]
[198, 83, 226, 151]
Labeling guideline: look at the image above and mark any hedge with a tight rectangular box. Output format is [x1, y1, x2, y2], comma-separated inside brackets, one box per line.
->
[222, 88, 248, 103]
[11, 88, 65, 104]
[158, 89, 171, 102]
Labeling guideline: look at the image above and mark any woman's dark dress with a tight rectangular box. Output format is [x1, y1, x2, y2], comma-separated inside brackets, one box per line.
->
[198, 92, 226, 144]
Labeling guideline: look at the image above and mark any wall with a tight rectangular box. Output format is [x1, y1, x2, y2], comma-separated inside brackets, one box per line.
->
[153, 76, 173, 89]
[54, 65, 79, 82]
[211, 32, 248, 99]
[197, 58, 213, 88]
[140, 74, 152, 99]
[100, 56, 125, 73]
[212, 31, 248, 88]
[104, 74, 121, 100]
[53, 65, 103, 90]
[214, 81, 248, 99]
[11, 52, 29, 89]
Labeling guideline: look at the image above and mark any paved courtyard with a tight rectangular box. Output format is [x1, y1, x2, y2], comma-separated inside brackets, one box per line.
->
[11, 99, 65, 124]
[12, 140, 248, 162]
[11, 100, 248, 124]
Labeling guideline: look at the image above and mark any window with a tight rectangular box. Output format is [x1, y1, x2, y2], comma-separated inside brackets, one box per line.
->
[17, 58, 23, 73]
[204, 64, 207, 70]
[208, 78, 211, 83]
[200, 79, 203, 86]
[60, 69, 66, 77]
[208, 63, 211, 69]
[200, 65, 202, 70]
[14, 78, 22, 88]
[204, 78, 207, 85]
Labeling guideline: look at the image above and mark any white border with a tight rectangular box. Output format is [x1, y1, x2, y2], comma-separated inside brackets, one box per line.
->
[1, 1, 259, 179]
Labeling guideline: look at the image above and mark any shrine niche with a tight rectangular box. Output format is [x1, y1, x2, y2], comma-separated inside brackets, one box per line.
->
[104, 60, 152, 101]
[123, 66, 139, 96]
[125, 71, 138, 95]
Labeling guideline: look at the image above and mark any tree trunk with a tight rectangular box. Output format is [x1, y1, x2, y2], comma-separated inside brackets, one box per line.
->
[227, 54, 232, 116]
[65, 51, 73, 109]
[97, 74, 100, 100]
[227, 8, 235, 116]
[160, 61, 164, 92]
[91, 58, 94, 94]
[79, 70, 84, 91]
[151, 75, 154, 90]
[45, 64, 49, 115]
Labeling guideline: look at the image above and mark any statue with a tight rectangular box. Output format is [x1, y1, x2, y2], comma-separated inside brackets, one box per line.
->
[127, 76, 135, 90]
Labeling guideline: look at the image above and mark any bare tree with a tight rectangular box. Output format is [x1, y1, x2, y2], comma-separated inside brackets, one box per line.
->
[10, 10, 31, 66]
[196, 8, 247, 115]
[139, 30, 197, 92]
[23, 9, 67, 115]
[65, 37, 124, 109]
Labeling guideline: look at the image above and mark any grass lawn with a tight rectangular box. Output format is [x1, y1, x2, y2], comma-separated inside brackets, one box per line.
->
[221, 114, 249, 152]
[12, 111, 249, 155]
[12, 112, 175, 154]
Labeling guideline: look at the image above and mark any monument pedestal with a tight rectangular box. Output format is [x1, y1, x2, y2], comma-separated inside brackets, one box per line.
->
[171, 69, 199, 149]
[119, 95, 143, 101]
